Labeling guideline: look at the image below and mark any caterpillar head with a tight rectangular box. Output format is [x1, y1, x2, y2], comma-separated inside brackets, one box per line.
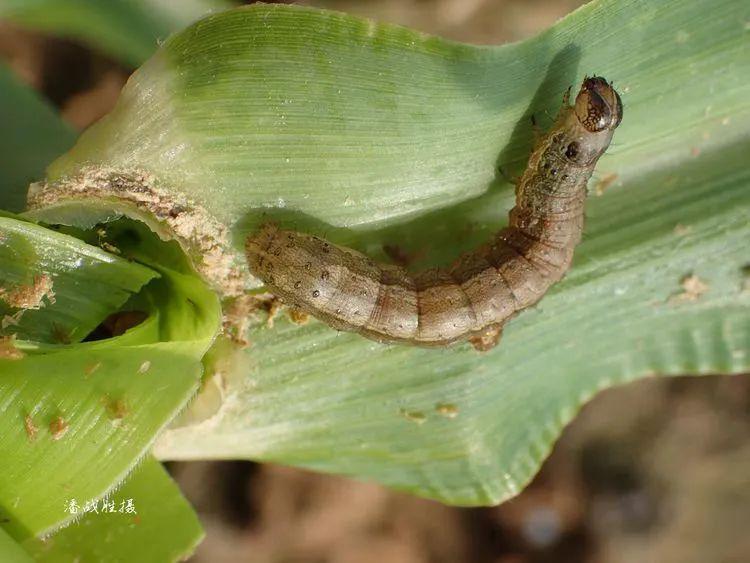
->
[557, 76, 622, 166]
[574, 76, 623, 133]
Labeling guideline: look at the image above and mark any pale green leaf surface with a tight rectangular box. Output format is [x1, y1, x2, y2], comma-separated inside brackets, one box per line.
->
[0, 215, 157, 343]
[29, 2, 750, 504]
[155, 139, 750, 504]
[0, 0, 234, 67]
[0, 527, 32, 563]
[0, 229, 220, 538]
[0, 65, 75, 214]
[46, 1, 750, 231]
[25, 456, 203, 563]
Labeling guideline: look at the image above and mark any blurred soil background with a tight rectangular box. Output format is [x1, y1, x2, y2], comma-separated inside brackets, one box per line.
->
[1, 1, 749, 561]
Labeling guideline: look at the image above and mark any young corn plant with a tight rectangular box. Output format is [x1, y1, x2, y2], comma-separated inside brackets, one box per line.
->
[1, 0, 748, 560]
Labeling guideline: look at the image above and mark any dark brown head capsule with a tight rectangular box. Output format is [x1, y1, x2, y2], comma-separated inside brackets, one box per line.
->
[574, 76, 623, 132]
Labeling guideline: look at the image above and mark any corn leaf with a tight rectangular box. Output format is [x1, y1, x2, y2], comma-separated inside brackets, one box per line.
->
[26, 1, 750, 504]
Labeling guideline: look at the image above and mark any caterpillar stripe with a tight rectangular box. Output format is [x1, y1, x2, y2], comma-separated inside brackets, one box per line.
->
[246, 77, 623, 350]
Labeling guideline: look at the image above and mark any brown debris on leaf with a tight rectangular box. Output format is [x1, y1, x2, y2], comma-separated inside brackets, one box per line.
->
[27, 167, 247, 296]
[24, 414, 38, 441]
[287, 307, 310, 325]
[669, 274, 709, 303]
[222, 295, 256, 347]
[469, 324, 503, 352]
[435, 403, 459, 419]
[222, 293, 281, 347]
[49, 416, 69, 440]
[0, 274, 55, 310]
[0, 335, 25, 360]
[264, 297, 283, 328]
[103, 396, 128, 423]
[400, 409, 427, 425]
[2, 310, 25, 329]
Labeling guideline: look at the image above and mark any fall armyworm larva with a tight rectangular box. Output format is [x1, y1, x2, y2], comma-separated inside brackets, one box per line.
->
[246, 77, 623, 351]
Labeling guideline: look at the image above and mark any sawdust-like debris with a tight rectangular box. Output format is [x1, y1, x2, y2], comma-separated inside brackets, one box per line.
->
[103, 396, 128, 422]
[0, 274, 55, 310]
[435, 403, 459, 419]
[24, 414, 38, 441]
[400, 408, 427, 425]
[222, 293, 282, 346]
[28, 167, 246, 296]
[264, 298, 283, 328]
[2, 310, 25, 329]
[222, 295, 262, 347]
[49, 416, 69, 440]
[669, 274, 709, 303]
[0, 336, 24, 360]
[287, 307, 309, 325]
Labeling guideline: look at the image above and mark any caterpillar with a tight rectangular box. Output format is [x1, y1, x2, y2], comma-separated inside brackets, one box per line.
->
[246, 77, 623, 350]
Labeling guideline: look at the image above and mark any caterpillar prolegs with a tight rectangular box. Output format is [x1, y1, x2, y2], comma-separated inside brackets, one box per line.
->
[246, 77, 623, 350]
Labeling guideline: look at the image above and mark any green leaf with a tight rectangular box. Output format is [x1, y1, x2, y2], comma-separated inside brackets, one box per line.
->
[0, 527, 32, 563]
[28, 1, 750, 504]
[0, 65, 75, 214]
[0, 223, 220, 538]
[0, 215, 157, 343]
[24, 456, 203, 563]
[156, 139, 750, 504]
[0, 0, 234, 67]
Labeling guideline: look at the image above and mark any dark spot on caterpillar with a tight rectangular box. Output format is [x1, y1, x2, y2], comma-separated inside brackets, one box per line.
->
[565, 141, 580, 159]
[246, 77, 622, 350]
